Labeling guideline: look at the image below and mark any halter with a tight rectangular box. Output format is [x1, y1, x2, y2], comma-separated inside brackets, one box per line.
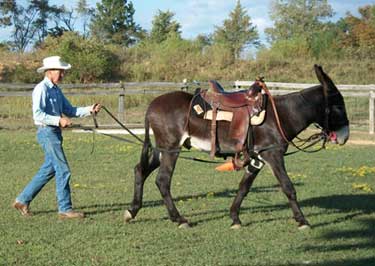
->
[321, 78, 330, 135]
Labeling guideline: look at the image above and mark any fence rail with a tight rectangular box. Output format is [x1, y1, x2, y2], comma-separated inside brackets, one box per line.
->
[1, 81, 374, 133]
[234, 81, 375, 91]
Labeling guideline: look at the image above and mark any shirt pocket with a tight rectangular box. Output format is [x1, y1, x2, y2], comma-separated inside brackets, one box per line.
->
[48, 91, 59, 114]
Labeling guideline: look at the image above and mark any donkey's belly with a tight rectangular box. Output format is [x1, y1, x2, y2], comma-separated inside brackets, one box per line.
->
[179, 132, 237, 153]
[190, 136, 212, 151]
[179, 132, 211, 151]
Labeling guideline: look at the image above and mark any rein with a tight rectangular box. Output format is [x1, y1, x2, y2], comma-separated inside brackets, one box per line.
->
[284, 127, 328, 155]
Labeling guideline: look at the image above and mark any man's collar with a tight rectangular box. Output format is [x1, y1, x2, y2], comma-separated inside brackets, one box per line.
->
[43, 77, 57, 89]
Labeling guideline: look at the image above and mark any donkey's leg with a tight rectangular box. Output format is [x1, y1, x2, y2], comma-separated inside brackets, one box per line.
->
[230, 168, 260, 228]
[125, 151, 160, 222]
[264, 152, 310, 228]
[156, 152, 188, 227]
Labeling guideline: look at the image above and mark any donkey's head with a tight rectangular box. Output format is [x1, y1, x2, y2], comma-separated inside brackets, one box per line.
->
[314, 65, 349, 145]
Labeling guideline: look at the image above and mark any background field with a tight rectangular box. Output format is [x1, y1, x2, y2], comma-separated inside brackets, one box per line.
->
[0, 130, 374, 265]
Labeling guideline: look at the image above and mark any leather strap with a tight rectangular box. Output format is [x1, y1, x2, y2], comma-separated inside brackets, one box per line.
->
[210, 105, 218, 159]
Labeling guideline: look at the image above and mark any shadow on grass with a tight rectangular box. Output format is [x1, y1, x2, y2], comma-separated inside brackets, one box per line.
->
[294, 194, 375, 266]
[30, 184, 285, 220]
[75, 184, 284, 215]
[272, 256, 375, 266]
[301, 194, 375, 227]
[32, 183, 295, 226]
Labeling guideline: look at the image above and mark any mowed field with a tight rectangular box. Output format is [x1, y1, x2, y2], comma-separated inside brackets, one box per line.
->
[0, 130, 374, 266]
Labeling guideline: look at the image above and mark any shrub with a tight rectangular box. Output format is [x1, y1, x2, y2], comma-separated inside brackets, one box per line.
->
[40, 32, 119, 83]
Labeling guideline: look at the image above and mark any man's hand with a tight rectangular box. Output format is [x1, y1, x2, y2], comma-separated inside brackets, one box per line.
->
[91, 103, 102, 114]
[59, 117, 72, 128]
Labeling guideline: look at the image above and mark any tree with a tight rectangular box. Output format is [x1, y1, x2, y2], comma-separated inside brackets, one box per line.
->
[54, 6, 75, 32]
[76, 0, 94, 38]
[195, 34, 212, 47]
[339, 5, 375, 48]
[48, 1, 96, 39]
[0, 0, 66, 51]
[266, 0, 333, 43]
[46, 5, 75, 39]
[334, 4, 375, 59]
[42, 32, 119, 82]
[149, 10, 181, 43]
[212, 0, 259, 60]
[31, 0, 56, 43]
[89, 0, 144, 46]
[0, 0, 37, 51]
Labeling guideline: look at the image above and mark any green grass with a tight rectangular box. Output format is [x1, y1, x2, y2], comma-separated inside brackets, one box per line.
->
[1, 130, 375, 265]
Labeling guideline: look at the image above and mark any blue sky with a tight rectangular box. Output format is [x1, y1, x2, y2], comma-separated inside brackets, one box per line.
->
[0, 0, 374, 43]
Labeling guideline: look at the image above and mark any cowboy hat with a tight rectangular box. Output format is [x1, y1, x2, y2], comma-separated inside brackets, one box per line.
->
[37, 56, 71, 73]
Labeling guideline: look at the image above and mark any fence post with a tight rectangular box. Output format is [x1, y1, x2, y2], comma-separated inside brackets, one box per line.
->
[181, 79, 188, 91]
[370, 91, 375, 134]
[118, 83, 125, 123]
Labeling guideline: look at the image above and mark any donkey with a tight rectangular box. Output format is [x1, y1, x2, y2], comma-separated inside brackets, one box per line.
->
[124, 65, 349, 229]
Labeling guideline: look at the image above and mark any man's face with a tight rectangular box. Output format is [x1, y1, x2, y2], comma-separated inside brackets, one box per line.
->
[47, 69, 65, 84]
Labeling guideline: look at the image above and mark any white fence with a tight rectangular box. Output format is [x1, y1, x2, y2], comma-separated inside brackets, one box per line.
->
[1, 81, 375, 133]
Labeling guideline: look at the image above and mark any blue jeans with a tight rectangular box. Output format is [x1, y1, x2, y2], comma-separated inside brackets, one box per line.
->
[16, 126, 72, 213]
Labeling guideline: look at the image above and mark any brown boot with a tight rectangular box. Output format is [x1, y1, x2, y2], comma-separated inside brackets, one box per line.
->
[12, 201, 32, 217]
[58, 211, 85, 219]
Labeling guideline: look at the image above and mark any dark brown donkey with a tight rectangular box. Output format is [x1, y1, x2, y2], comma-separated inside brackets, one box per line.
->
[124, 65, 350, 229]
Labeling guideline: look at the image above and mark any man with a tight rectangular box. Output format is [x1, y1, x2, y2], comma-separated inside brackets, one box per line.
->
[13, 56, 101, 219]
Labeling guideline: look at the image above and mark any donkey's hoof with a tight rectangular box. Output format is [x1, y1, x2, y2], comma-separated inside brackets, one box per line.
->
[124, 210, 133, 223]
[298, 224, 311, 230]
[178, 222, 190, 229]
[230, 224, 242, 230]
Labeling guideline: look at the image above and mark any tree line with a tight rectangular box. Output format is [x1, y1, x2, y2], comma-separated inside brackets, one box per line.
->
[0, 0, 374, 84]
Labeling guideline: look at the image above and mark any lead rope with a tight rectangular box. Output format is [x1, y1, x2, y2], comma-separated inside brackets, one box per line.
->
[92, 105, 222, 164]
[90, 105, 143, 154]
[101, 106, 144, 144]
[91, 108, 98, 154]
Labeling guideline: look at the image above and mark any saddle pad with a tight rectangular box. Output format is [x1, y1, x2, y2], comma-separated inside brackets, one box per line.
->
[203, 109, 233, 121]
[191, 89, 211, 118]
[200, 107, 265, 125]
[191, 90, 266, 125]
[250, 110, 265, 125]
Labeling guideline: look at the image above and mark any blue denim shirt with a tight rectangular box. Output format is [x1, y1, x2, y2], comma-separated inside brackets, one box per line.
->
[32, 77, 91, 126]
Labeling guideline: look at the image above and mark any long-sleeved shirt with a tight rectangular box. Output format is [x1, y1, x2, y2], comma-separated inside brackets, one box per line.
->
[32, 77, 92, 126]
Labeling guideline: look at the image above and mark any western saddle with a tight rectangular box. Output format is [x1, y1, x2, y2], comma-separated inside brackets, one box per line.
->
[198, 80, 265, 166]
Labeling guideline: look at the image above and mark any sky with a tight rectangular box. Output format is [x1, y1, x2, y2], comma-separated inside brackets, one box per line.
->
[0, 0, 374, 44]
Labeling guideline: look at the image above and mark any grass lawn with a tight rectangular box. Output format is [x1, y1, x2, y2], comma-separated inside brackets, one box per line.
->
[0, 130, 374, 266]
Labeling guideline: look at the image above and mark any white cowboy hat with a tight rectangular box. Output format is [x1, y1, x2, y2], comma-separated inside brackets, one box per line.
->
[37, 56, 71, 73]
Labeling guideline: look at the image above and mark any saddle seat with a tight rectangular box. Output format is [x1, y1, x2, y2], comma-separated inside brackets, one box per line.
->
[207, 80, 260, 108]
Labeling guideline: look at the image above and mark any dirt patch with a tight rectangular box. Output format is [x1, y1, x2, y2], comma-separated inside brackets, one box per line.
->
[348, 139, 375, 145]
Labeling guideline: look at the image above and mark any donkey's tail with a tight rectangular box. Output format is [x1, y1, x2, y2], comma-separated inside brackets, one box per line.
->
[140, 116, 152, 170]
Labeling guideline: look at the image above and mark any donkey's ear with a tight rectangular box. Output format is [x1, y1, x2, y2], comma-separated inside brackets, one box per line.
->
[314, 64, 338, 92]
[314, 64, 324, 84]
